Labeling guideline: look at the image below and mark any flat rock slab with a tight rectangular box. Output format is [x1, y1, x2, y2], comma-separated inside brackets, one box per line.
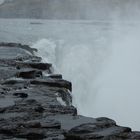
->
[0, 47, 31, 59]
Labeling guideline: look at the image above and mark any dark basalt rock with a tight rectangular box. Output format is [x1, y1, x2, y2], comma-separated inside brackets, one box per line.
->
[48, 74, 63, 79]
[30, 79, 72, 91]
[2, 79, 28, 85]
[47, 105, 77, 115]
[0, 42, 140, 140]
[0, 42, 37, 54]
[66, 123, 131, 140]
[15, 62, 52, 71]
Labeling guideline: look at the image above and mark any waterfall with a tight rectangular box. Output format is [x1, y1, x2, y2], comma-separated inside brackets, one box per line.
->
[31, 19, 140, 131]
[2, 0, 139, 131]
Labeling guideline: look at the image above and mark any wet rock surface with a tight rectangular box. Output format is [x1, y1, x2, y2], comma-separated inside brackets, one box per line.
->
[0, 42, 140, 140]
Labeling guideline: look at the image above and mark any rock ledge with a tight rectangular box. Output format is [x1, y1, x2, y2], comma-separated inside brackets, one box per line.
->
[0, 42, 139, 140]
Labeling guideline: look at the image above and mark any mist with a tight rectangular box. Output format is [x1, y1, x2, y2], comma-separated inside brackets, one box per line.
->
[86, 23, 140, 130]
[1, 0, 140, 131]
[0, 0, 140, 20]
[31, 21, 140, 130]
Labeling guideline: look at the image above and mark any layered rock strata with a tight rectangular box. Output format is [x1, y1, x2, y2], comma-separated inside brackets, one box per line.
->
[0, 42, 139, 140]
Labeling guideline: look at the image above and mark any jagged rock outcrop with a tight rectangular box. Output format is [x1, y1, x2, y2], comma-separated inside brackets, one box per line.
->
[0, 42, 140, 140]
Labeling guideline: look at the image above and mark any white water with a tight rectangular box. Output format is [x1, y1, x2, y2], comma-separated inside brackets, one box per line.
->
[31, 22, 140, 130]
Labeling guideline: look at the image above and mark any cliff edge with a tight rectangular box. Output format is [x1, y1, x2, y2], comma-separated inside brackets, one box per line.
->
[0, 43, 139, 140]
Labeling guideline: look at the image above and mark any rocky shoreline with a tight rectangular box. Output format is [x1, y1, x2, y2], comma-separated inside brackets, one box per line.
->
[0, 42, 140, 140]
